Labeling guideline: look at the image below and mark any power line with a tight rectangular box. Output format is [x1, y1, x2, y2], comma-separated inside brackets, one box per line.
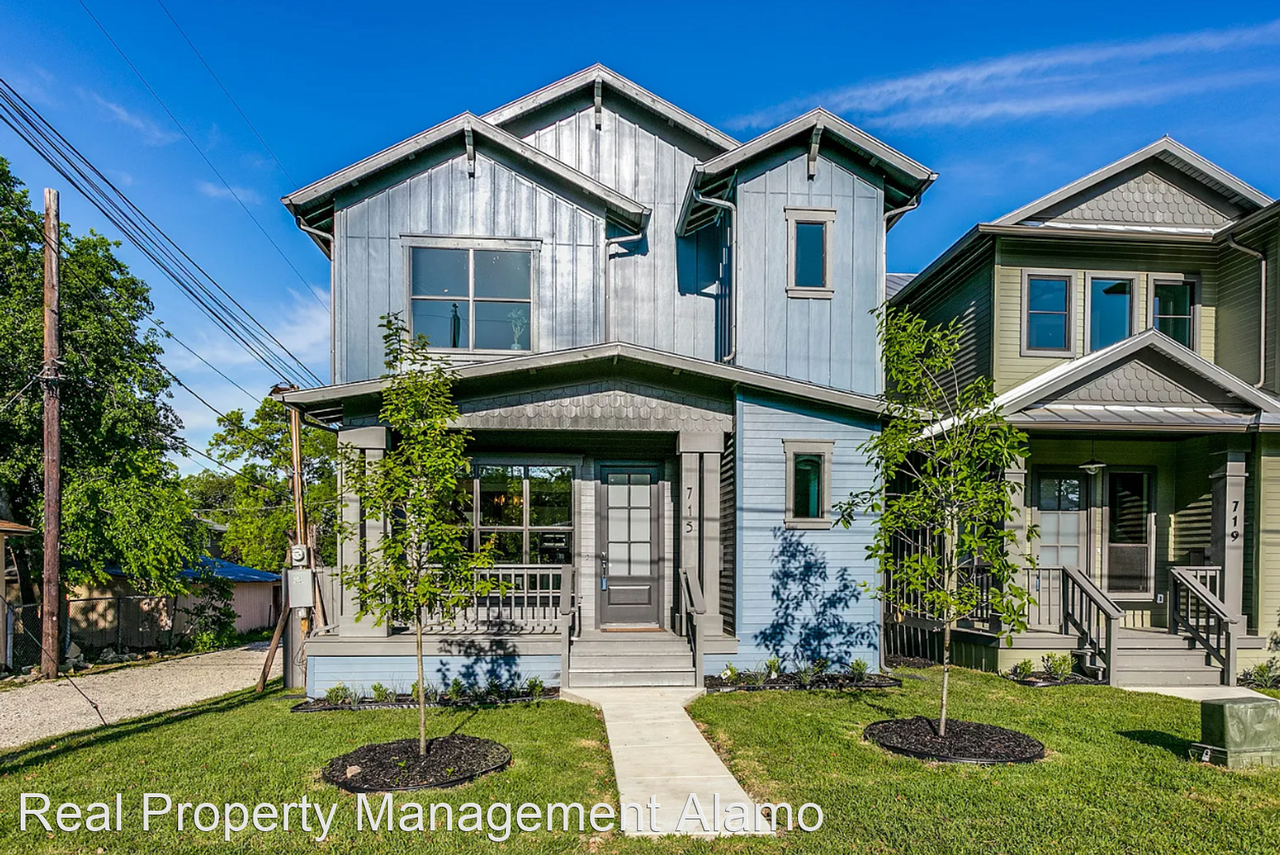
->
[77, 0, 328, 311]
[153, 0, 297, 187]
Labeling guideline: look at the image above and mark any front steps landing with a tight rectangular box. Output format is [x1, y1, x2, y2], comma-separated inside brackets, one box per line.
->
[568, 630, 696, 688]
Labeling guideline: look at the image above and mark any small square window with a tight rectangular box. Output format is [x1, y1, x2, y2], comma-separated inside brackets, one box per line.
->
[783, 440, 834, 529]
[785, 208, 835, 298]
[1023, 273, 1073, 355]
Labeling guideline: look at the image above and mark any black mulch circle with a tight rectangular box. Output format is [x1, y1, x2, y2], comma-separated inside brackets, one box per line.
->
[704, 673, 902, 692]
[864, 716, 1045, 765]
[323, 735, 511, 792]
[885, 654, 937, 669]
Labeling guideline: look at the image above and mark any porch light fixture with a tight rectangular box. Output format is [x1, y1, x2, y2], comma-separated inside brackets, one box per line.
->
[1079, 435, 1105, 475]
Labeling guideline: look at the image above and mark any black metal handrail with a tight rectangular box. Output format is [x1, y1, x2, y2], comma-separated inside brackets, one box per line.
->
[1169, 566, 1237, 686]
[1060, 565, 1123, 684]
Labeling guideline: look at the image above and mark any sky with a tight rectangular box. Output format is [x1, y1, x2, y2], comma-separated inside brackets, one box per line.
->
[3, 1, 1280, 474]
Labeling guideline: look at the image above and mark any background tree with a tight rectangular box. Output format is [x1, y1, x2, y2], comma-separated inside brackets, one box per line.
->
[195, 398, 337, 571]
[0, 156, 201, 601]
[341, 314, 496, 756]
[839, 307, 1033, 737]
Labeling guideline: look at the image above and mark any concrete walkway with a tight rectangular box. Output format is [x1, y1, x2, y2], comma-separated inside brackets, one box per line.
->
[0, 643, 280, 751]
[564, 687, 771, 837]
[1123, 684, 1272, 703]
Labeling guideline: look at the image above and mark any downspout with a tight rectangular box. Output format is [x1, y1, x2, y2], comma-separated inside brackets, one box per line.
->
[694, 189, 738, 363]
[297, 217, 337, 384]
[1226, 234, 1268, 388]
[603, 230, 644, 342]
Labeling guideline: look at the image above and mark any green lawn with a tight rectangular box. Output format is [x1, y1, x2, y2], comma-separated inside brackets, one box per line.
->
[1, 672, 1277, 854]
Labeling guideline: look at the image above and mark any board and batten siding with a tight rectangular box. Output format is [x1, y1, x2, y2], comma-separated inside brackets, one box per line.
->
[733, 393, 880, 667]
[905, 250, 993, 393]
[735, 151, 884, 396]
[333, 150, 604, 384]
[513, 100, 726, 361]
[992, 238, 1218, 394]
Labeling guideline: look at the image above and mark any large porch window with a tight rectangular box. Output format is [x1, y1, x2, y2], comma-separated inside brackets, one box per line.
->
[466, 465, 573, 565]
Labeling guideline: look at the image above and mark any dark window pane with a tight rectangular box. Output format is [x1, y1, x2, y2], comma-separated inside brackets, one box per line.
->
[411, 300, 469, 349]
[474, 251, 531, 299]
[1027, 312, 1067, 350]
[1156, 316, 1192, 348]
[411, 248, 469, 298]
[1153, 282, 1192, 318]
[530, 530, 573, 565]
[793, 454, 823, 518]
[479, 530, 524, 563]
[475, 301, 530, 351]
[794, 222, 826, 288]
[528, 466, 572, 527]
[1038, 477, 1060, 511]
[1058, 477, 1082, 511]
[1027, 277, 1068, 312]
[1108, 473, 1148, 545]
[1090, 278, 1132, 350]
[478, 465, 524, 527]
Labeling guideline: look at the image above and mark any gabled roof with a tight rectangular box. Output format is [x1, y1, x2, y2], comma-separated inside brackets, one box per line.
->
[277, 341, 886, 421]
[677, 108, 937, 236]
[483, 64, 738, 153]
[282, 112, 650, 245]
[993, 137, 1271, 229]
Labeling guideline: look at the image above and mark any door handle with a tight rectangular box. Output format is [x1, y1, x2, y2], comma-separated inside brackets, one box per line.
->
[599, 552, 608, 590]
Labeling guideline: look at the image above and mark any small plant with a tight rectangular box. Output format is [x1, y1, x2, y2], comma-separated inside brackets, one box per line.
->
[812, 658, 830, 676]
[485, 678, 504, 700]
[525, 676, 545, 698]
[847, 658, 870, 683]
[1242, 660, 1280, 689]
[1010, 659, 1035, 681]
[410, 680, 438, 704]
[370, 682, 395, 703]
[720, 662, 740, 684]
[448, 677, 466, 702]
[764, 657, 783, 680]
[1042, 652, 1074, 682]
[795, 662, 817, 688]
[324, 683, 351, 705]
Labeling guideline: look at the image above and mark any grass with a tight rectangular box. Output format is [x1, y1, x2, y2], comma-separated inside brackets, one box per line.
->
[1, 670, 1277, 854]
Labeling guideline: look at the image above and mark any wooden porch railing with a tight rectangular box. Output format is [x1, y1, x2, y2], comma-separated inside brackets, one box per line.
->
[1059, 565, 1123, 684]
[421, 565, 568, 634]
[677, 565, 706, 688]
[1169, 566, 1238, 686]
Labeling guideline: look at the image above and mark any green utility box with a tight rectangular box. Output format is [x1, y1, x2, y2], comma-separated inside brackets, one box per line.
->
[1191, 697, 1280, 769]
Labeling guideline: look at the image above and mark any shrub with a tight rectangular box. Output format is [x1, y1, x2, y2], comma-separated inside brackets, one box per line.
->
[720, 662, 740, 684]
[1042, 652, 1074, 682]
[1010, 659, 1035, 681]
[447, 678, 466, 702]
[409, 680, 438, 703]
[178, 574, 238, 653]
[525, 676, 545, 698]
[847, 658, 870, 682]
[1242, 660, 1280, 689]
[324, 683, 351, 705]
[370, 682, 395, 703]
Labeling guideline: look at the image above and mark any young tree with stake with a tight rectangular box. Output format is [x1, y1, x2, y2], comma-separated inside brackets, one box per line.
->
[340, 315, 497, 756]
[840, 308, 1034, 737]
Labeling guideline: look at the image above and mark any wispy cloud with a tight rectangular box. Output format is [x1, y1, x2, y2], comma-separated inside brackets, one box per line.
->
[196, 180, 264, 205]
[82, 90, 180, 145]
[731, 20, 1280, 131]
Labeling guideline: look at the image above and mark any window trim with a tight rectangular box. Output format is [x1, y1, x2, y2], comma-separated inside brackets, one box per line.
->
[785, 207, 836, 299]
[782, 439, 835, 529]
[1148, 273, 1200, 351]
[1084, 270, 1141, 354]
[402, 234, 541, 355]
[1021, 268, 1077, 357]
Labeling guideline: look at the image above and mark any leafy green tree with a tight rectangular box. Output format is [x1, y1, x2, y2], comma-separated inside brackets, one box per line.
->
[0, 156, 201, 601]
[341, 314, 496, 756]
[200, 398, 337, 571]
[839, 308, 1033, 736]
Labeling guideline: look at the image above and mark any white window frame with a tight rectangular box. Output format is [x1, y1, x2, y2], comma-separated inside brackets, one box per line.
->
[783, 439, 835, 529]
[1084, 270, 1140, 353]
[785, 208, 836, 299]
[402, 235, 541, 355]
[1021, 268, 1076, 357]
[1148, 273, 1200, 351]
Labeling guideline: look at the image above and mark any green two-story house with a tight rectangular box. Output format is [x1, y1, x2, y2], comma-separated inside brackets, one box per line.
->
[893, 138, 1280, 687]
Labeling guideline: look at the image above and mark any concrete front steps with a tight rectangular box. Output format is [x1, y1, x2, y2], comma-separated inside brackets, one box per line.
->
[1110, 629, 1226, 688]
[567, 630, 696, 688]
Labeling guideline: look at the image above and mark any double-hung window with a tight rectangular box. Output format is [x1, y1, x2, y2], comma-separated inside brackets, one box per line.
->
[1152, 278, 1196, 349]
[407, 238, 536, 352]
[1088, 274, 1135, 352]
[785, 208, 835, 298]
[1023, 272, 1073, 355]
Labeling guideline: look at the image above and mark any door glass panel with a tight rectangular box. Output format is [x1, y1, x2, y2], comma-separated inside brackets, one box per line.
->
[1041, 546, 1059, 566]
[1037, 474, 1086, 571]
[607, 474, 628, 507]
[1059, 514, 1079, 540]
[608, 509, 629, 541]
[1040, 513, 1059, 541]
[1060, 546, 1079, 567]
[607, 542, 630, 575]
[604, 471, 655, 579]
[629, 474, 651, 507]
[631, 542, 651, 572]
[1109, 473, 1149, 544]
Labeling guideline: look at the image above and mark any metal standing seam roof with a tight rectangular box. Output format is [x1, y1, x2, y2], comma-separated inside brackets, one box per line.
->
[102, 557, 281, 584]
[1008, 404, 1265, 431]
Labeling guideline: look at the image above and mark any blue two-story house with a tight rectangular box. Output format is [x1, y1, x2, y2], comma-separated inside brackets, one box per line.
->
[277, 65, 935, 694]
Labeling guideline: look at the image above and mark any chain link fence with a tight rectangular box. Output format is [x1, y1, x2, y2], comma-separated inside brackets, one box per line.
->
[4, 596, 178, 671]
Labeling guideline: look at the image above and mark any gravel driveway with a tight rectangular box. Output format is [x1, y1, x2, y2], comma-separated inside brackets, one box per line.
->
[0, 643, 281, 751]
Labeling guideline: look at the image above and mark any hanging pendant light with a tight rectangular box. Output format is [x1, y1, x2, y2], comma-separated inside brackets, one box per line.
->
[1079, 433, 1105, 475]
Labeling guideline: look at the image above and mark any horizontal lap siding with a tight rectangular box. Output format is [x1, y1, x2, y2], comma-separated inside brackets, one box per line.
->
[1257, 434, 1280, 645]
[734, 394, 880, 668]
[905, 252, 993, 392]
[335, 152, 603, 383]
[307, 655, 562, 696]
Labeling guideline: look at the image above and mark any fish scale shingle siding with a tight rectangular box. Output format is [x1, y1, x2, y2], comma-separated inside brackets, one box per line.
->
[1041, 171, 1231, 228]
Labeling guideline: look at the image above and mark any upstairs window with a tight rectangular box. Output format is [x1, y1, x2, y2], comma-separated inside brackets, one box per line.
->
[1152, 279, 1196, 349]
[407, 238, 536, 351]
[785, 208, 836, 298]
[1023, 272, 1073, 355]
[1088, 275, 1135, 352]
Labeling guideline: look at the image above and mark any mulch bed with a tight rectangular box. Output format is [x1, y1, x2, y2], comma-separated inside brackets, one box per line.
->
[704, 673, 902, 693]
[865, 716, 1045, 765]
[1008, 672, 1103, 688]
[885, 654, 937, 669]
[292, 690, 558, 713]
[323, 735, 511, 792]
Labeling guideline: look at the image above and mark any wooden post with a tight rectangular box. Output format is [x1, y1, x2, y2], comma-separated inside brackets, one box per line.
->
[40, 188, 60, 680]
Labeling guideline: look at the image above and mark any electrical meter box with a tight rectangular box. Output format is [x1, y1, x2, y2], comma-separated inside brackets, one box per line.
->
[286, 568, 314, 609]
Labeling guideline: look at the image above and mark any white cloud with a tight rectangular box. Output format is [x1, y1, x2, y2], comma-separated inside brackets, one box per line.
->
[196, 180, 264, 205]
[731, 19, 1280, 131]
[82, 90, 180, 145]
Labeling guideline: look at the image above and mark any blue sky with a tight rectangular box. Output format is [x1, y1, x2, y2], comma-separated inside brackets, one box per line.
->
[3, 1, 1280, 472]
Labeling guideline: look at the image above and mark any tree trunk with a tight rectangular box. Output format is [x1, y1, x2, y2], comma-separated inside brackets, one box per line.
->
[416, 614, 426, 757]
[939, 621, 951, 738]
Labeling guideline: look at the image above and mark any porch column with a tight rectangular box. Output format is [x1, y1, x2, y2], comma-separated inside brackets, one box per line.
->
[1210, 450, 1248, 619]
[337, 426, 391, 637]
[679, 431, 724, 636]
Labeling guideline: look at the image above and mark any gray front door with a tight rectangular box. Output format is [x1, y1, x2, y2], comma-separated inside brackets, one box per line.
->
[596, 464, 662, 627]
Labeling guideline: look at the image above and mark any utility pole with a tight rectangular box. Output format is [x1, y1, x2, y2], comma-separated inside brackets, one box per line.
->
[40, 188, 60, 680]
